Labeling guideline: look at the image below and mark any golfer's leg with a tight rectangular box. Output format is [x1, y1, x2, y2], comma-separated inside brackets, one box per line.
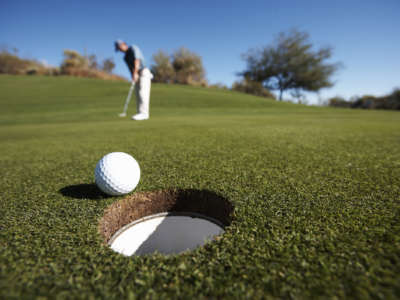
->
[135, 82, 141, 115]
[138, 74, 151, 117]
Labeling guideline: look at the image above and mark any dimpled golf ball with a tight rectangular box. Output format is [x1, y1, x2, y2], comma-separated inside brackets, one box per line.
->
[95, 152, 140, 196]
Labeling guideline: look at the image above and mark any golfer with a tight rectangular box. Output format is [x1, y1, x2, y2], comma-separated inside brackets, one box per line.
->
[115, 40, 153, 120]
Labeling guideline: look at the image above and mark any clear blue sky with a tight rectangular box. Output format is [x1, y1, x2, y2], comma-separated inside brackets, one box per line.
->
[1, 0, 399, 103]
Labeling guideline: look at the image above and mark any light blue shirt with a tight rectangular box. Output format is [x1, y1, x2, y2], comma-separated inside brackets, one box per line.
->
[124, 44, 146, 71]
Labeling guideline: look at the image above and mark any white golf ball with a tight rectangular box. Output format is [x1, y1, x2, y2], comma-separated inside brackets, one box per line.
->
[95, 152, 140, 196]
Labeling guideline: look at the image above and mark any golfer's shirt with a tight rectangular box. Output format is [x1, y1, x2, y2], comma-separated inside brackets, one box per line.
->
[124, 45, 145, 72]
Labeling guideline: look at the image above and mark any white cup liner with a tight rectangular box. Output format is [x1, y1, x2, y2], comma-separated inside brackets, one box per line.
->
[108, 212, 224, 256]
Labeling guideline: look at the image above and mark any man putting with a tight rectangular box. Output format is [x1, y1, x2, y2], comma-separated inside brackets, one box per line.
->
[115, 40, 153, 120]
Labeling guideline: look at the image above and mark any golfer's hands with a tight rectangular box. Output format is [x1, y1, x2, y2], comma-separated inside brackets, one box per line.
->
[132, 72, 139, 83]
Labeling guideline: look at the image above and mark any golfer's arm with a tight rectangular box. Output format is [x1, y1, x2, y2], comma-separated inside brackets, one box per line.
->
[132, 59, 141, 80]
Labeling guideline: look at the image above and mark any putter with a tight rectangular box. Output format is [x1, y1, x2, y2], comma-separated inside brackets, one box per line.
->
[119, 82, 135, 117]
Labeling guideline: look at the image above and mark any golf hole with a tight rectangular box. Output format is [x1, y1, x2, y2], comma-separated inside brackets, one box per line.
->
[98, 189, 233, 256]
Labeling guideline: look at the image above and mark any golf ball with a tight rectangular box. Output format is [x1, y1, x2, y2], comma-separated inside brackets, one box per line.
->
[95, 152, 140, 196]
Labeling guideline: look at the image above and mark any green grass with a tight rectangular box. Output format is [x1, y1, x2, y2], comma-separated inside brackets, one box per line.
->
[1, 75, 399, 299]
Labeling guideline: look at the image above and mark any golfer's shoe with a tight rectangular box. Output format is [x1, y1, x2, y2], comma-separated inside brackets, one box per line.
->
[131, 113, 149, 121]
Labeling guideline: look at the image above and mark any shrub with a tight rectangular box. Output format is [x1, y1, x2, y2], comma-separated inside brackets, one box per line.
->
[351, 95, 377, 109]
[101, 58, 115, 74]
[380, 89, 400, 110]
[60, 50, 88, 74]
[151, 50, 175, 83]
[209, 83, 228, 90]
[60, 49, 123, 81]
[232, 78, 275, 99]
[0, 47, 122, 81]
[329, 90, 400, 110]
[328, 96, 351, 108]
[151, 47, 207, 86]
[172, 47, 207, 86]
[0, 49, 44, 75]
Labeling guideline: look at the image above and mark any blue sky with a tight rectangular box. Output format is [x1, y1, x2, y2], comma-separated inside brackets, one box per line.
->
[1, 0, 399, 103]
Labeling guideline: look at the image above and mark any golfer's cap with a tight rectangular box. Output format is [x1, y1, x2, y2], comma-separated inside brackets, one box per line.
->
[114, 39, 124, 51]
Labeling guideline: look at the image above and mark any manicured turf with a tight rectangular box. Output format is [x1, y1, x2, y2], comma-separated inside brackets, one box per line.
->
[1, 75, 399, 299]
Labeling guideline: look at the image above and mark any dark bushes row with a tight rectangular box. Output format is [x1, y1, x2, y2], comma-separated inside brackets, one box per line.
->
[329, 90, 400, 110]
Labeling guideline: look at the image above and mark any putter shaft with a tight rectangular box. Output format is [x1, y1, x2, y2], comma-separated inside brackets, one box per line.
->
[120, 82, 135, 116]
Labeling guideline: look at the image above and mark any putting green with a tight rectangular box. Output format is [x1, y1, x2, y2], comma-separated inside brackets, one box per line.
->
[0, 75, 399, 299]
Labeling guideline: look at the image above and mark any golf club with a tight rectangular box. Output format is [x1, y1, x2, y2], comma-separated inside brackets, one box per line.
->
[119, 82, 135, 117]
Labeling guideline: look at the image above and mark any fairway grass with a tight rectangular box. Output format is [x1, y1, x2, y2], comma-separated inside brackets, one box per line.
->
[1, 75, 399, 299]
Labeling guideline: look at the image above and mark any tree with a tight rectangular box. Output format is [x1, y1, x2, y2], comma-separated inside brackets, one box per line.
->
[102, 58, 115, 74]
[151, 50, 174, 83]
[241, 29, 341, 100]
[172, 47, 206, 86]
